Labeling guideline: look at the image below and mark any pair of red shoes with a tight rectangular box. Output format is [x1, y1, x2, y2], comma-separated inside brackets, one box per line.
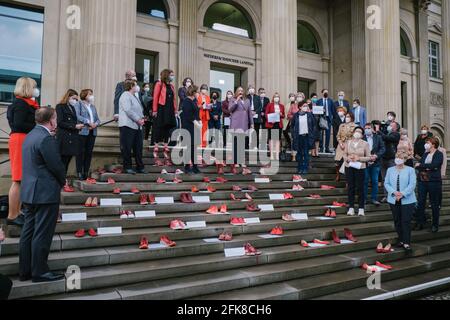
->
[203, 177, 211, 183]
[331, 228, 358, 244]
[140, 194, 156, 205]
[206, 185, 217, 193]
[191, 186, 200, 193]
[231, 217, 246, 225]
[111, 168, 123, 174]
[75, 229, 97, 238]
[246, 203, 261, 212]
[107, 178, 116, 185]
[157, 178, 166, 184]
[180, 193, 195, 204]
[376, 243, 393, 253]
[244, 243, 261, 256]
[283, 193, 294, 200]
[173, 177, 183, 184]
[218, 232, 233, 241]
[86, 178, 97, 185]
[84, 197, 98, 207]
[120, 210, 135, 219]
[170, 220, 187, 230]
[332, 201, 347, 208]
[232, 185, 242, 192]
[362, 261, 393, 272]
[206, 205, 228, 214]
[160, 235, 176, 247]
[270, 226, 284, 236]
[324, 208, 337, 218]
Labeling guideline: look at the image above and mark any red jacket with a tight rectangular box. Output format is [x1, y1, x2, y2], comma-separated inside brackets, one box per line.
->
[152, 81, 177, 113]
[265, 102, 285, 129]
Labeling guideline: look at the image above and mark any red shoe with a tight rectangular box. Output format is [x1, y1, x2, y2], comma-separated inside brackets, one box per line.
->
[324, 209, 331, 217]
[344, 228, 358, 242]
[245, 193, 253, 201]
[244, 243, 261, 256]
[270, 226, 284, 236]
[231, 217, 245, 226]
[383, 244, 392, 253]
[206, 206, 219, 214]
[220, 205, 228, 214]
[140, 194, 149, 205]
[282, 214, 296, 222]
[224, 232, 233, 241]
[283, 193, 294, 200]
[330, 210, 337, 218]
[362, 263, 376, 273]
[170, 220, 186, 230]
[207, 185, 217, 193]
[173, 177, 183, 184]
[88, 228, 98, 237]
[301, 240, 310, 248]
[175, 169, 184, 175]
[107, 178, 116, 185]
[217, 164, 224, 175]
[191, 186, 200, 193]
[231, 165, 238, 175]
[376, 261, 393, 270]
[113, 188, 121, 194]
[313, 239, 330, 245]
[180, 193, 194, 204]
[84, 197, 93, 207]
[246, 204, 261, 212]
[219, 232, 227, 241]
[247, 185, 258, 192]
[157, 178, 166, 184]
[309, 194, 322, 199]
[160, 235, 176, 247]
[164, 159, 174, 167]
[331, 229, 341, 244]
[321, 185, 336, 190]
[63, 184, 75, 193]
[153, 146, 159, 159]
[75, 229, 86, 238]
[203, 177, 211, 183]
[216, 177, 228, 184]
[230, 194, 240, 201]
[155, 159, 164, 167]
[86, 178, 97, 185]
[376, 243, 385, 254]
[139, 237, 149, 250]
[131, 187, 140, 194]
[293, 175, 307, 182]
[232, 185, 242, 192]
[97, 168, 107, 174]
[292, 185, 304, 191]
[90, 197, 98, 207]
[332, 201, 347, 208]
[148, 194, 156, 205]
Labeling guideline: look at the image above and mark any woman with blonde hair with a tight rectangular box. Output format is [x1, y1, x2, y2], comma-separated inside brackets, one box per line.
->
[6, 77, 40, 226]
[397, 128, 414, 167]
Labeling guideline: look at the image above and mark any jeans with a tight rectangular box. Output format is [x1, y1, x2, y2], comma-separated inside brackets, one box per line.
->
[296, 135, 310, 173]
[346, 167, 366, 209]
[416, 180, 442, 228]
[364, 165, 381, 202]
[390, 203, 415, 245]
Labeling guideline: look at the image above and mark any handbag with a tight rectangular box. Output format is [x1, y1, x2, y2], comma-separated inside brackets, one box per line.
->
[319, 116, 329, 130]
[339, 162, 346, 175]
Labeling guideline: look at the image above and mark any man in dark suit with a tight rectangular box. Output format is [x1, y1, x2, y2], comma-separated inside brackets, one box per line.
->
[317, 89, 337, 153]
[19, 107, 66, 283]
[334, 91, 351, 112]
[364, 122, 386, 206]
[114, 69, 137, 121]
[258, 88, 270, 149]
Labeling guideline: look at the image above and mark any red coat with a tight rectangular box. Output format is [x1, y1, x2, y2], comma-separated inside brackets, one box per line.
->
[265, 102, 285, 129]
[152, 81, 177, 113]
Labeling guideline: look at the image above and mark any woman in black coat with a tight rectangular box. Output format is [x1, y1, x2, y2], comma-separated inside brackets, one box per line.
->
[56, 89, 84, 174]
[181, 85, 201, 174]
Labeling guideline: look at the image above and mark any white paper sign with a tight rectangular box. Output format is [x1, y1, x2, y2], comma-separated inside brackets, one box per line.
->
[292, 213, 309, 221]
[149, 243, 167, 250]
[100, 198, 122, 207]
[244, 218, 261, 224]
[134, 211, 156, 219]
[269, 194, 285, 201]
[259, 234, 282, 239]
[225, 247, 246, 258]
[315, 217, 335, 220]
[349, 162, 363, 170]
[255, 178, 271, 183]
[97, 227, 122, 235]
[258, 204, 275, 212]
[203, 238, 222, 243]
[61, 212, 87, 222]
[313, 105, 324, 115]
[224, 117, 231, 127]
[268, 113, 280, 123]
[155, 197, 174, 204]
[192, 196, 211, 203]
[340, 239, 354, 244]
[308, 243, 328, 248]
[186, 221, 207, 229]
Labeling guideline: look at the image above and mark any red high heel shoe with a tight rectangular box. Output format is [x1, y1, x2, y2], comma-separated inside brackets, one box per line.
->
[220, 205, 228, 214]
[313, 239, 330, 245]
[75, 229, 86, 238]
[344, 228, 358, 242]
[84, 197, 93, 207]
[90, 197, 98, 207]
[206, 206, 219, 214]
[140, 194, 149, 205]
[231, 165, 238, 175]
[139, 237, 149, 250]
[376, 261, 393, 270]
[383, 243, 392, 253]
[331, 229, 341, 244]
[376, 243, 385, 253]
[232, 185, 242, 192]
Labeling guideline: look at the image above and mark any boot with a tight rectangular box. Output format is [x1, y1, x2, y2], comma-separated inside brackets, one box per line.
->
[335, 165, 341, 182]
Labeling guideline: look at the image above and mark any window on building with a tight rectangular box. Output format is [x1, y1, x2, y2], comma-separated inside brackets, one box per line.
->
[297, 22, 320, 54]
[298, 78, 315, 99]
[400, 32, 408, 57]
[204, 2, 253, 39]
[0, 4, 43, 104]
[137, 0, 168, 19]
[135, 51, 157, 88]
[429, 41, 440, 79]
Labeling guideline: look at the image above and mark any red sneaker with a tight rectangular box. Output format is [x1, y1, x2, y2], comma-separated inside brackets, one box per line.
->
[139, 237, 149, 250]
[86, 178, 97, 185]
[206, 206, 219, 214]
[160, 235, 176, 247]
[88, 228, 98, 237]
[231, 217, 244, 225]
[313, 239, 330, 245]
[140, 194, 149, 205]
[244, 243, 261, 256]
[148, 194, 156, 205]
[157, 178, 166, 184]
[217, 165, 224, 175]
[63, 184, 75, 193]
[309, 194, 322, 199]
[330, 210, 337, 218]
[75, 229, 86, 238]
[270, 226, 284, 236]
[220, 205, 228, 214]
[224, 232, 233, 241]
[170, 220, 186, 230]
[246, 204, 261, 212]
[324, 209, 331, 217]
[113, 188, 121, 194]
[107, 178, 116, 185]
[232, 185, 242, 192]
[131, 187, 140, 194]
[216, 177, 228, 184]
[231, 165, 238, 175]
[362, 263, 376, 273]
[191, 186, 200, 193]
[293, 175, 307, 182]
[292, 185, 304, 191]
[344, 228, 358, 242]
[331, 229, 341, 244]
[207, 185, 217, 193]
[283, 193, 294, 200]
[203, 177, 211, 183]
[219, 232, 227, 241]
[376, 261, 393, 270]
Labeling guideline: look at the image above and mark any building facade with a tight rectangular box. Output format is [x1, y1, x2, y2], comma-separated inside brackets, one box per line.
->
[0, 0, 449, 184]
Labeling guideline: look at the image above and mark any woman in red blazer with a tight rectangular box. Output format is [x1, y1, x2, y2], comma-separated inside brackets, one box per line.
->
[265, 93, 285, 160]
[152, 69, 178, 166]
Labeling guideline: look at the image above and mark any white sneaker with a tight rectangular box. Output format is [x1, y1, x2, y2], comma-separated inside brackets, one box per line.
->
[358, 209, 365, 217]
[347, 208, 355, 216]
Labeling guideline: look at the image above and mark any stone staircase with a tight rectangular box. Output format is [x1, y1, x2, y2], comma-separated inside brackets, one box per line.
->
[2, 151, 450, 300]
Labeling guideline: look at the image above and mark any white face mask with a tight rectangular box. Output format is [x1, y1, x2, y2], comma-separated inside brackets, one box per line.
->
[290, 97, 295, 102]
[274, 98, 280, 103]
[69, 98, 78, 107]
[134, 85, 140, 93]
[395, 158, 405, 166]
[338, 112, 345, 117]
[260, 93, 266, 98]
[353, 132, 362, 140]
[249, 89, 255, 95]
[88, 95, 95, 104]
[227, 94, 233, 100]
[353, 104, 359, 108]
[144, 87, 150, 92]
[201, 89, 208, 95]
[388, 116, 394, 121]
[33, 88, 40, 98]
[365, 129, 373, 136]
[301, 107, 309, 112]
[425, 143, 432, 151]
[339, 95, 344, 100]
[421, 130, 428, 135]
[185, 82, 192, 88]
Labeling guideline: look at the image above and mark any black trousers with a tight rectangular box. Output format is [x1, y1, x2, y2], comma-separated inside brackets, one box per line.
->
[390, 203, 415, 245]
[61, 155, 73, 175]
[120, 126, 144, 171]
[417, 180, 442, 228]
[254, 123, 262, 149]
[232, 133, 249, 165]
[283, 122, 292, 150]
[144, 120, 152, 141]
[346, 167, 366, 209]
[76, 132, 96, 175]
[0, 274, 12, 300]
[19, 203, 59, 278]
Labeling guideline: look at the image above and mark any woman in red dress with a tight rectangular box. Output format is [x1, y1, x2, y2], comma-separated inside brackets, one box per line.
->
[6, 77, 40, 226]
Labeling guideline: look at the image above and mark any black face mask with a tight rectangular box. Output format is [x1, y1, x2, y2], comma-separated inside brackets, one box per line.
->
[323, 93, 329, 98]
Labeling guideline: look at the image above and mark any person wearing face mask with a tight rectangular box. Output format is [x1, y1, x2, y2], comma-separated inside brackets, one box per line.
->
[396, 129, 414, 167]
[178, 77, 194, 111]
[414, 137, 444, 233]
[414, 125, 433, 161]
[310, 93, 321, 157]
[152, 69, 178, 166]
[114, 70, 137, 122]
[382, 111, 397, 134]
[247, 85, 263, 149]
[258, 88, 270, 148]
[75, 89, 101, 180]
[138, 83, 153, 142]
[379, 121, 401, 186]
[56, 89, 84, 178]
[118, 80, 147, 174]
[335, 112, 357, 182]
[265, 93, 286, 160]
[19, 107, 66, 283]
[6, 77, 40, 227]
[221, 90, 234, 148]
[334, 91, 350, 111]
[351, 99, 367, 127]
[283, 93, 296, 152]
[384, 153, 417, 253]
[344, 127, 371, 216]
[197, 84, 212, 149]
[287, 93, 305, 159]
[363, 123, 386, 206]
[333, 107, 347, 151]
[209, 92, 222, 131]
[291, 103, 316, 174]
[317, 89, 337, 154]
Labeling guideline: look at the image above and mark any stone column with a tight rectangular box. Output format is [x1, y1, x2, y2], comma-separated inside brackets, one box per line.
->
[416, 1, 430, 128]
[351, 0, 367, 103]
[365, 0, 401, 122]
[261, 0, 297, 104]
[70, 0, 137, 120]
[442, 0, 450, 149]
[178, 0, 198, 87]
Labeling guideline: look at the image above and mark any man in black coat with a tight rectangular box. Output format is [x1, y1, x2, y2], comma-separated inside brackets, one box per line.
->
[258, 88, 270, 149]
[19, 107, 66, 283]
[114, 70, 137, 121]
